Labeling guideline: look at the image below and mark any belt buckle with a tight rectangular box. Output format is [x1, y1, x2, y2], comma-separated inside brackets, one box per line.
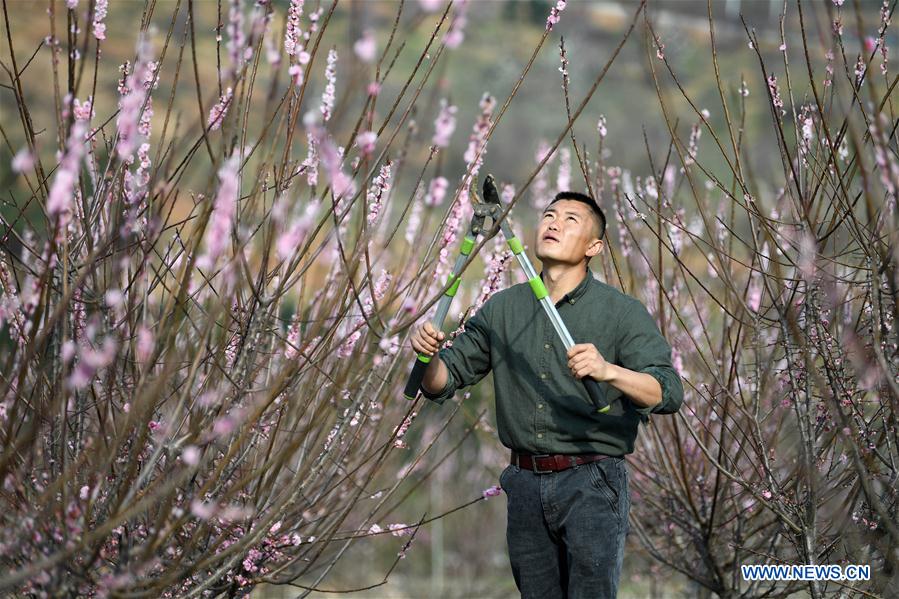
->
[531, 454, 553, 474]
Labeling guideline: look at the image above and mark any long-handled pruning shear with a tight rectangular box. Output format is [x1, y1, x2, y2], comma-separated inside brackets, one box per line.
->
[404, 174, 610, 414]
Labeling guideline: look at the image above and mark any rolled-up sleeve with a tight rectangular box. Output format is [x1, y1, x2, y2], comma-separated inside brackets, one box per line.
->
[420, 299, 494, 405]
[616, 299, 684, 419]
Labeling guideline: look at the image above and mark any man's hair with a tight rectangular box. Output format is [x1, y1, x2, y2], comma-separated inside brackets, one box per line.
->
[547, 191, 606, 240]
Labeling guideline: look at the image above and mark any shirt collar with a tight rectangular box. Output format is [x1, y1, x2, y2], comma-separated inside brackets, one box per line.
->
[538, 266, 593, 305]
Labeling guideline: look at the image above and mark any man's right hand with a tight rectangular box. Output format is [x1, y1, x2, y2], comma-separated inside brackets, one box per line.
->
[411, 322, 445, 356]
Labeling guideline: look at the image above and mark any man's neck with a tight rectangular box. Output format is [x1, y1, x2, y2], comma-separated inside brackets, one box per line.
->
[541, 262, 587, 304]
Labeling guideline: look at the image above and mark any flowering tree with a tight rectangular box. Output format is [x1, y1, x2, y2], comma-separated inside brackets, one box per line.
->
[616, 2, 899, 596]
[0, 0, 590, 595]
[0, 0, 895, 597]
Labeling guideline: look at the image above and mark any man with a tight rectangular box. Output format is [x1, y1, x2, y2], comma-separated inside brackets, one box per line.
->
[410, 190, 684, 598]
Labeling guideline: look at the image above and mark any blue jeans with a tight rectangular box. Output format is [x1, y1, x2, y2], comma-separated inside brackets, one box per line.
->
[499, 457, 631, 599]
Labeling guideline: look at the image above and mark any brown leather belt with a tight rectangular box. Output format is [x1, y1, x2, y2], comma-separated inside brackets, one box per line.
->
[511, 451, 611, 474]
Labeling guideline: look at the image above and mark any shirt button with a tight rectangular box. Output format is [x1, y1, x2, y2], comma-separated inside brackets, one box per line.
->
[544, 343, 551, 350]
[540, 373, 547, 379]
[537, 403, 543, 409]
[537, 433, 543, 439]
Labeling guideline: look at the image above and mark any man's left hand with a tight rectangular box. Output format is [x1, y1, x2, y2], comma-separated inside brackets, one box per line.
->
[567, 343, 612, 382]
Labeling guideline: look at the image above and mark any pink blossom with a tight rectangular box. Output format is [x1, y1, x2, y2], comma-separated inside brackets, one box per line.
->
[69, 336, 117, 389]
[197, 151, 240, 271]
[855, 55, 866, 85]
[285, 315, 302, 359]
[79, 485, 90, 500]
[801, 114, 814, 144]
[122, 142, 152, 233]
[136, 325, 154, 362]
[116, 40, 156, 161]
[556, 147, 570, 191]
[47, 121, 86, 227]
[432, 98, 457, 148]
[419, 0, 442, 11]
[747, 279, 762, 312]
[198, 390, 222, 407]
[388, 523, 413, 537]
[531, 140, 555, 209]
[92, 0, 108, 40]
[374, 270, 391, 300]
[61, 341, 76, 364]
[311, 125, 356, 204]
[73, 96, 94, 121]
[190, 499, 215, 520]
[331, 171, 354, 203]
[288, 63, 305, 88]
[766, 74, 784, 116]
[11, 148, 33, 173]
[671, 345, 683, 374]
[368, 523, 383, 534]
[284, 0, 304, 56]
[463, 93, 496, 173]
[434, 197, 464, 281]
[798, 232, 817, 281]
[546, 0, 567, 31]
[303, 130, 318, 185]
[474, 242, 511, 312]
[337, 330, 361, 358]
[654, 34, 665, 60]
[482, 485, 502, 498]
[207, 87, 233, 131]
[393, 411, 416, 448]
[354, 29, 377, 63]
[356, 130, 377, 156]
[444, 0, 468, 48]
[425, 176, 448, 206]
[501, 182, 515, 204]
[307, 7, 324, 37]
[832, 0, 844, 5]
[320, 48, 338, 122]
[104, 289, 123, 308]
[597, 115, 607, 139]
[65, 0, 78, 8]
[405, 193, 423, 244]
[685, 122, 701, 166]
[276, 218, 310, 262]
[264, 20, 281, 66]
[367, 81, 381, 96]
[559, 43, 568, 81]
[226, 0, 251, 76]
[213, 413, 238, 438]
[366, 161, 393, 225]
[182, 445, 200, 466]
[378, 334, 400, 357]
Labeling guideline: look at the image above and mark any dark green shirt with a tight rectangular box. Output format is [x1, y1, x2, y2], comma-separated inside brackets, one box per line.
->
[422, 267, 684, 456]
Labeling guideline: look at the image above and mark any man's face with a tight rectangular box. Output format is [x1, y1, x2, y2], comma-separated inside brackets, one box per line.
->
[535, 199, 604, 266]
